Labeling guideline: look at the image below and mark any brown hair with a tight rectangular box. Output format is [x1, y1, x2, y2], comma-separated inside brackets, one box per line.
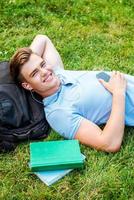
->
[10, 47, 33, 85]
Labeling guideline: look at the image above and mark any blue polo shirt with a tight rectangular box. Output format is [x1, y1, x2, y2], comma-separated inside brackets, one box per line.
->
[43, 69, 134, 139]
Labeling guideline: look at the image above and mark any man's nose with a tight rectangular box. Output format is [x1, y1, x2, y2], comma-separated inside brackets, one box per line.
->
[40, 68, 47, 76]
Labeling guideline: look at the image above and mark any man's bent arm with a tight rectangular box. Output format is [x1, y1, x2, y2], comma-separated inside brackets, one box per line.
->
[75, 92, 125, 152]
[30, 34, 64, 69]
[75, 72, 126, 153]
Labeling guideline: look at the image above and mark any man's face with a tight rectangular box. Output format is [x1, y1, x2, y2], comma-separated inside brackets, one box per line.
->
[21, 53, 60, 97]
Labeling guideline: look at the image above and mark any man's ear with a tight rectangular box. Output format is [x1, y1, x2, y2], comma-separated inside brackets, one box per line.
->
[21, 82, 33, 91]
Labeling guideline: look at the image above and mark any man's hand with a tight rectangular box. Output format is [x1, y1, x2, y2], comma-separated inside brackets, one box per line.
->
[99, 71, 127, 95]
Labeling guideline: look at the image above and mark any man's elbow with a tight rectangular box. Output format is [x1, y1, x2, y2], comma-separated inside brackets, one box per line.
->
[105, 144, 121, 153]
[34, 34, 49, 42]
[102, 142, 121, 153]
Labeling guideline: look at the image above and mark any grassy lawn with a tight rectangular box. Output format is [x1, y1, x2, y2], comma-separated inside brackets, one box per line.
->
[0, 0, 134, 199]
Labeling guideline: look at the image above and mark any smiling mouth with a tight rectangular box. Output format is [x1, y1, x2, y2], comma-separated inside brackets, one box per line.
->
[43, 73, 53, 82]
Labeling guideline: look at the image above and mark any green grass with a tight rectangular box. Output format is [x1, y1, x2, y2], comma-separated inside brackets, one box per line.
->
[0, 0, 134, 199]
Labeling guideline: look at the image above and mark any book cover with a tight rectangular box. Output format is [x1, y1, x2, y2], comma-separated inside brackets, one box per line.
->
[35, 169, 73, 186]
[30, 140, 83, 171]
[34, 154, 86, 186]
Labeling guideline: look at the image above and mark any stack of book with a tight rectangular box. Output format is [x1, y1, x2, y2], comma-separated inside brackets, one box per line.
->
[29, 140, 85, 186]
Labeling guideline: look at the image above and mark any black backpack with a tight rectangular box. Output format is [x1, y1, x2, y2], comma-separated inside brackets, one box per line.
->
[0, 61, 50, 152]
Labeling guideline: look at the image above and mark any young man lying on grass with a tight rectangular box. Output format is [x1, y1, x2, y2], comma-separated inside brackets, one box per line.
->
[10, 34, 134, 153]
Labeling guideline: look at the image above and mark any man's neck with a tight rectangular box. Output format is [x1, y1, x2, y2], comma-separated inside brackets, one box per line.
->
[41, 79, 61, 98]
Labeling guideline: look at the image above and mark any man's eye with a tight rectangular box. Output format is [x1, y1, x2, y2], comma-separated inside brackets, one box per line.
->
[41, 62, 46, 68]
[32, 71, 38, 77]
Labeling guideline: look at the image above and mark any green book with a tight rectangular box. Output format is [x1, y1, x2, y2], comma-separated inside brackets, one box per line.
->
[29, 140, 84, 171]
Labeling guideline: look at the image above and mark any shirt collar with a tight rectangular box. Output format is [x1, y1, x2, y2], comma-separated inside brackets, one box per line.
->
[43, 69, 76, 106]
[55, 68, 76, 85]
[43, 86, 61, 106]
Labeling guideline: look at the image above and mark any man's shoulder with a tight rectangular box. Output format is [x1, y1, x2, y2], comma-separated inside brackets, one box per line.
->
[54, 68, 89, 78]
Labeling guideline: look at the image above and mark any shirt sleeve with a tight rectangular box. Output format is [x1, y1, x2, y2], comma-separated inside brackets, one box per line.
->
[46, 108, 83, 139]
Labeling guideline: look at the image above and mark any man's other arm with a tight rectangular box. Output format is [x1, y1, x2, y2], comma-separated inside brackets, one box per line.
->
[30, 34, 64, 69]
[75, 71, 127, 153]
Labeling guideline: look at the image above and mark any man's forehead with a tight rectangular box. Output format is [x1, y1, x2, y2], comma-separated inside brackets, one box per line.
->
[21, 54, 42, 76]
[30, 53, 43, 64]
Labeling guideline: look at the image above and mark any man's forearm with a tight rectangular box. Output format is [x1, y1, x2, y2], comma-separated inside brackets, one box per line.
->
[42, 36, 64, 69]
[30, 34, 64, 69]
[102, 92, 125, 152]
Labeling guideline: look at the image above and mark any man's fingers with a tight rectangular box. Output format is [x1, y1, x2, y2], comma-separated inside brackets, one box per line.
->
[111, 70, 117, 78]
[112, 71, 123, 79]
[98, 79, 108, 88]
